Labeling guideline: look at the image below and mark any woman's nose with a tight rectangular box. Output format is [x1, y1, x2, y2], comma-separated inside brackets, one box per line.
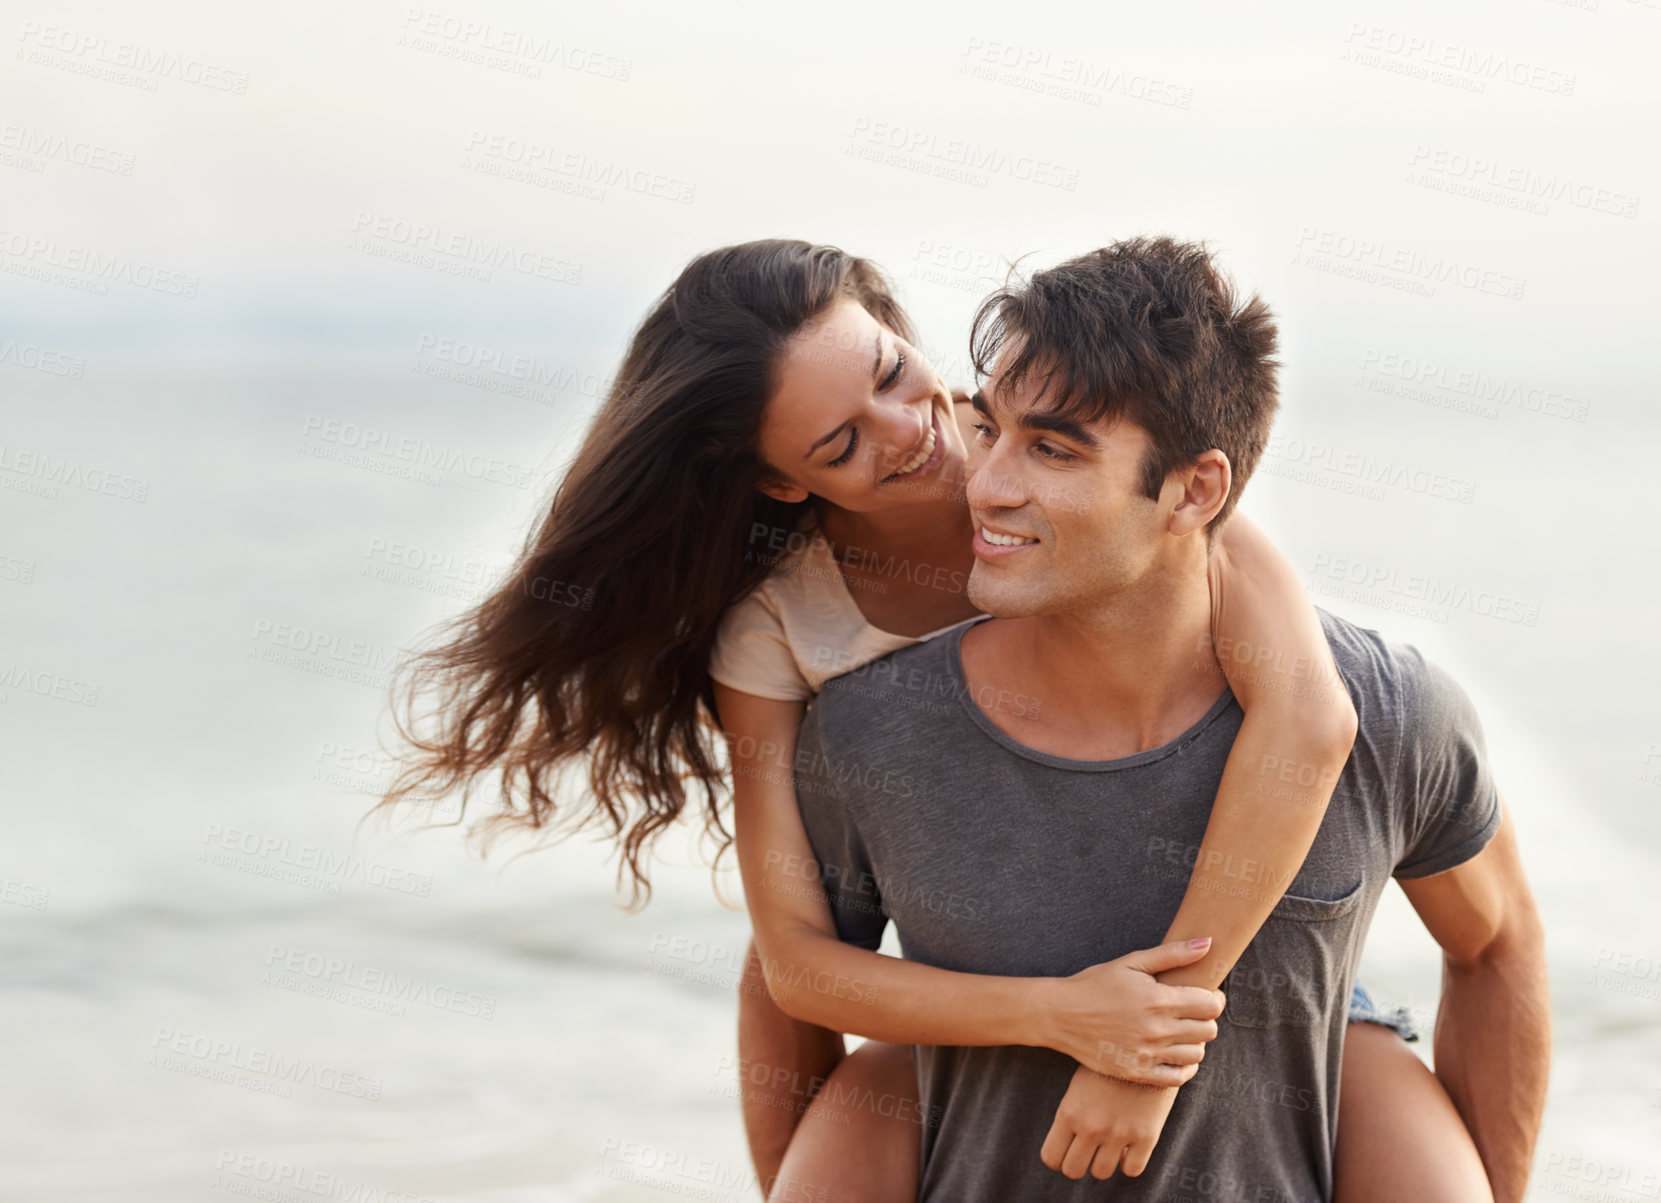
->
[875, 400, 929, 458]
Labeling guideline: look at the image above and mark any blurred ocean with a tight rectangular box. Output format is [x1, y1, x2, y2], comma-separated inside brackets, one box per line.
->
[2, 356, 1658, 1201]
[5, 0, 1660, 1195]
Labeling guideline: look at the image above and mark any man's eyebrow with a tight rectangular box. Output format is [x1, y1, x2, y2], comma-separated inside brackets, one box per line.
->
[1020, 410, 1100, 448]
[975, 384, 1100, 447]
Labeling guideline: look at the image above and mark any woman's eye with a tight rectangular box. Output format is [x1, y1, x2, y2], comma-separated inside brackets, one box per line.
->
[827, 427, 860, 467]
[880, 350, 906, 391]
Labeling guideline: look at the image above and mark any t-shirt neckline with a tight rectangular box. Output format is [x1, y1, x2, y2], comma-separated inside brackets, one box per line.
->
[945, 616, 1239, 772]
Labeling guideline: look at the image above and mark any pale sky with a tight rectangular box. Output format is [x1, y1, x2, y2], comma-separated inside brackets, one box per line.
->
[5, 0, 1660, 1188]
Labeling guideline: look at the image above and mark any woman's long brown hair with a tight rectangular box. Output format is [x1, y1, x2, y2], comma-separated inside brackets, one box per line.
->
[374, 239, 917, 903]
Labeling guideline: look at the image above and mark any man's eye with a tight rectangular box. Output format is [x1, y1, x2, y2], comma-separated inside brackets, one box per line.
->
[1036, 442, 1074, 462]
[971, 422, 996, 444]
[827, 427, 860, 467]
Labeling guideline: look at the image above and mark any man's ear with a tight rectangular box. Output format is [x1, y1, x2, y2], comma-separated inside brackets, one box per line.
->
[1167, 450, 1231, 536]
[758, 475, 810, 504]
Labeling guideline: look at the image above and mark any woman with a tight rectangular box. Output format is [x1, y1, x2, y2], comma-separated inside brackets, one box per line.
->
[380, 240, 1493, 1200]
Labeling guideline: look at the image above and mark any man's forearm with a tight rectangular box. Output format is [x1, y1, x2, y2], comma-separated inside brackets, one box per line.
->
[1432, 928, 1551, 1203]
[738, 940, 845, 1194]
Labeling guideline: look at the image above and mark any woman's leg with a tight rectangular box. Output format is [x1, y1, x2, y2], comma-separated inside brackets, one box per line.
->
[774, 1020, 1492, 1203]
[768, 1039, 921, 1203]
[739, 940, 921, 1203]
[1333, 1020, 1494, 1203]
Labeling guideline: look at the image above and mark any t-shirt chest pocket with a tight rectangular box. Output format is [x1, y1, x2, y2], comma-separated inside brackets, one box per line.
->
[1224, 879, 1364, 1029]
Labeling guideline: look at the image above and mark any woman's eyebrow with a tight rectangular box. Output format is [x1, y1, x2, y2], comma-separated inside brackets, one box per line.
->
[805, 419, 852, 459]
[804, 333, 883, 459]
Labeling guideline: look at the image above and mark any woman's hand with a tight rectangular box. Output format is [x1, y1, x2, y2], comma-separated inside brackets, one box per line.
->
[1039, 937, 1226, 1087]
[1041, 1068, 1180, 1180]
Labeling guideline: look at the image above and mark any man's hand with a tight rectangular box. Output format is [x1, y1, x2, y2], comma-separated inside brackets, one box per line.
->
[1039, 1066, 1180, 1180]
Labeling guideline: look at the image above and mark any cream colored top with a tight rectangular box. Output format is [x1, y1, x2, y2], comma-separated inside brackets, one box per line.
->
[709, 529, 974, 702]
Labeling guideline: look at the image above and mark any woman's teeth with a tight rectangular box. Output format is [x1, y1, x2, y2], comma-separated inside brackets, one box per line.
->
[891, 424, 935, 477]
[980, 528, 1038, 546]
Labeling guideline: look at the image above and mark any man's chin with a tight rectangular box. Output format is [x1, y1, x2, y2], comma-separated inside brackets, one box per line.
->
[966, 565, 1048, 619]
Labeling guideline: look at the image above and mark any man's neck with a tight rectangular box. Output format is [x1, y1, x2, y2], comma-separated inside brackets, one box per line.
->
[962, 551, 1226, 760]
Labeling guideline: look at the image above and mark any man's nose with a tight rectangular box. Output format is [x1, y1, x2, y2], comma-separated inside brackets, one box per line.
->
[966, 445, 1025, 511]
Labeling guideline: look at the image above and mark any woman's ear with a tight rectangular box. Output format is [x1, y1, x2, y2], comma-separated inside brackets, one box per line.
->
[758, 475, 810, 504]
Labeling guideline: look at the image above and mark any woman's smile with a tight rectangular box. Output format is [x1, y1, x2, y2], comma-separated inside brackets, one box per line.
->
[880, 407, 944, 484]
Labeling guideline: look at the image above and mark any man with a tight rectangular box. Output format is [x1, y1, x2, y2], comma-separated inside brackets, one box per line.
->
[777, 238, 1549, 1199]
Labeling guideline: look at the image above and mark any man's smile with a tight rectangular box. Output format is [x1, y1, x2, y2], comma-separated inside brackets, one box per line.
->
[973, 521, 1040, 559]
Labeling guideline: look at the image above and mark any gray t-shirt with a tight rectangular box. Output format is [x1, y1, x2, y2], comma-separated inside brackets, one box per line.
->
[793, 609, 1501, 1202]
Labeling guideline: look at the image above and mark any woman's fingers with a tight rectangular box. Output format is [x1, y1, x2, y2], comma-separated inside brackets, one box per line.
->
[1038, 1120, 1073, 1172]
[1120, 1135, 1156, 1178]
[1089, 1143, 1125, 1180]
[1060, 1133, 1099, 1180]
[1152, 1039, 1209, 1067]
[1161, 1044, 1208, 1071]
[1117, 1059, 1199, 1088]
[1163, 1061, 1202, 1087]
[1162, 984, 1227, 1019]
[1165, 1018, 1220, 1046]
[1118, 936, 1212, 976]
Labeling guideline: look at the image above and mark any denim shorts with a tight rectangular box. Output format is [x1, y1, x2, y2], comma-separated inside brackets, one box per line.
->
[1348, 981, 1420, 1042]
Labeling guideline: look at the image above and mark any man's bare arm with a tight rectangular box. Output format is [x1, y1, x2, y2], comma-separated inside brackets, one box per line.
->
[1398, 798, 1550, 1203]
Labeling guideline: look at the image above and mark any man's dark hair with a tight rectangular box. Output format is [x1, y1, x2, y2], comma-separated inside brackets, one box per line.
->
[969, 236, 1279, 530]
